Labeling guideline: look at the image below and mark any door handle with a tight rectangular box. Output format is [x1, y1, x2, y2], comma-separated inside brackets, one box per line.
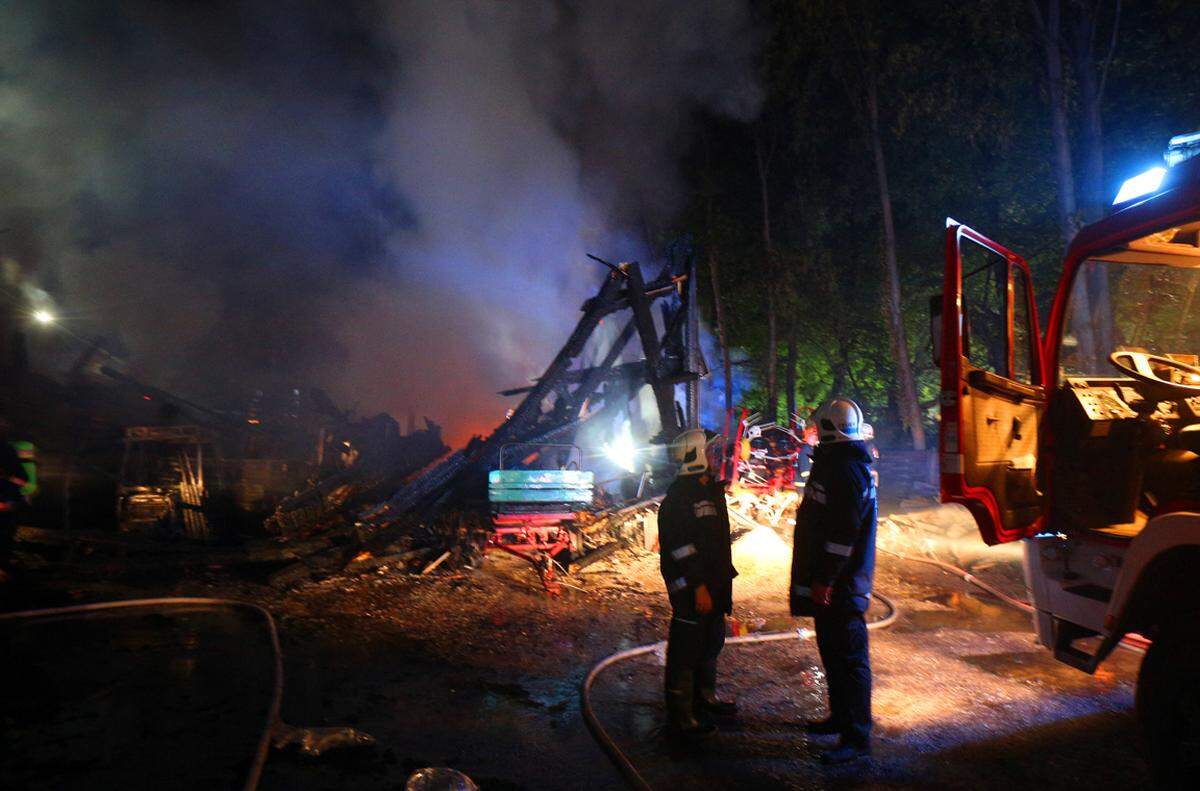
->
[1012, 416, 1023, 440]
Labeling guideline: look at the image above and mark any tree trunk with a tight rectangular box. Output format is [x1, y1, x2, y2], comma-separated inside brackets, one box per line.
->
[702, 132, 735, 421]
[1031, 0, 1106, 369]
[706, 242, 733, 417]
[765, 290, 778, 423]
[1070, 0, 1121, 223]
[1069, 0, 1121, 361]
[1031, 0, 1081, 245]
[1075, 46, 1106, 222]
[866, 79, 926, 450]
[785, 319, 798, 429]
[755, 135, 778, 423]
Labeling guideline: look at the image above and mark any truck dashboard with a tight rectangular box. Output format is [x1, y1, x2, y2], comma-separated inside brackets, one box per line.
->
[1051, 373, 1200, 535]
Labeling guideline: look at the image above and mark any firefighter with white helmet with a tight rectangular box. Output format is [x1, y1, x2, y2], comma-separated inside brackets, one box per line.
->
[657, 428, 738, 738]
[789, 398, 877, 763]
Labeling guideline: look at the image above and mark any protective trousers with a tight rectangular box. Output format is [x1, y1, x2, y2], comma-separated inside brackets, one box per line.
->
[665, 609, 726, 716]
[814, 608, 871, 746]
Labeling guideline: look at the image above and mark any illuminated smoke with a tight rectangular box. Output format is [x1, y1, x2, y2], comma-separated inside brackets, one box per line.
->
[0, 1, 760, 446]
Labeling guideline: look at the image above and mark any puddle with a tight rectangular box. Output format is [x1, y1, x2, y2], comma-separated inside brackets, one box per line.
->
[1, 608, 275, 790]
[479, 680, 543, 708]
[962, 651, 1133, 691]
[902, 590, 1032, 632]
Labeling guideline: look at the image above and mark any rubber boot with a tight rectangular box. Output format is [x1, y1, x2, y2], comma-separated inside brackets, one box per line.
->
[666, 670, 717, 739]
[696, 660, 737, 717]
[820, 739, 871, 764]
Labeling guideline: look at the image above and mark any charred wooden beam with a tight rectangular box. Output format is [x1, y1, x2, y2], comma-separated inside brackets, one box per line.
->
[625, 262, 680, 439]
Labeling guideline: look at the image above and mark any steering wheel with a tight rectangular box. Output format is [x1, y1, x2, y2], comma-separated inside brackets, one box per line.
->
[1108, 351, 1200, 396]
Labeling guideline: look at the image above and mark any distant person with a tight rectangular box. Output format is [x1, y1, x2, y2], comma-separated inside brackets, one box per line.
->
[789, 399, 877, 764]
[657, 428, 737, 739]
[0, 416, 30, 584]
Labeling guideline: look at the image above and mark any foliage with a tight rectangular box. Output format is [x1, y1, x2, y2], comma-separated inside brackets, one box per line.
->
[676, 0, 1197, 447]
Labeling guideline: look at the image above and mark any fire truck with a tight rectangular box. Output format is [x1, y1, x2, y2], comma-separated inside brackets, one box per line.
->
[935, 132, 1200, 781]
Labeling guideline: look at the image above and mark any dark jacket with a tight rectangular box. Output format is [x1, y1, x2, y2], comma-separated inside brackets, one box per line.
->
[790, 441, 877, 615]
[658, 473, 738, 614]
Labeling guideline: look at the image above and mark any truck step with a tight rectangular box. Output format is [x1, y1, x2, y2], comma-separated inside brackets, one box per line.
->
[1062, 583, 1113, 603]
[1051, 617, 1102, 673]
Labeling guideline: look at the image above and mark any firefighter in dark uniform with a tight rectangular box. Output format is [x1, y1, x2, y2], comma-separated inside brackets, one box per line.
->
[789, 398, 877, 763]
[658, 428, 738, 738]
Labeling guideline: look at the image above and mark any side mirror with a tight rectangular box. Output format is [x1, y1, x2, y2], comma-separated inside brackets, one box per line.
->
[929, 294, 943, 366]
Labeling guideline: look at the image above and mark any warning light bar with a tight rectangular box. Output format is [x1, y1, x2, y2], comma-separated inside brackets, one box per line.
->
[1113, 167, 1167, 205]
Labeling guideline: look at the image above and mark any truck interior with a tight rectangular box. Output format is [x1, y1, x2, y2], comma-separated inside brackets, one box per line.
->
[1049, 218, 1200, 539]
[942, 214, 1200, 546]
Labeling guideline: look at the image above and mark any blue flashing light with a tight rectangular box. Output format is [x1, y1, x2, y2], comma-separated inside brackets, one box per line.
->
[1112, 166, 1167, 205]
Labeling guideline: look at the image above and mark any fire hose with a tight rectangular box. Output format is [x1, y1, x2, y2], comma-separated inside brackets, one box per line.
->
[581, 508, 900, 791]
[873, 546, 1150, 654]
[0, 598, 282, 791]
[580, 506, 1147, 790]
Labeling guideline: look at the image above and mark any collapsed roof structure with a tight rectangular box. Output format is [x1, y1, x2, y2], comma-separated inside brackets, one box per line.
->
[359, 252, 708, 526]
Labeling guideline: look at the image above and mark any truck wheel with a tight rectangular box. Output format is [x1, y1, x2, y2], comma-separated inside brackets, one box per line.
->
[1136, 622, 1200, 787]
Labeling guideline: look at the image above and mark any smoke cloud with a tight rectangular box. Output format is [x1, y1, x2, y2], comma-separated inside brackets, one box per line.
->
[0, 0, 760, 445]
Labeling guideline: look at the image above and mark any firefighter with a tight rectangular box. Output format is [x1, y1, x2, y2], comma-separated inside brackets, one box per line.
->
[0, 417, 30, 583]
[789, 398, 877, 764]
[658, 428, 738, 739]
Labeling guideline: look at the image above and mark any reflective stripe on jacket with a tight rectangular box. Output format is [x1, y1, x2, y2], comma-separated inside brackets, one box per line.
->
[658, 473, 738, 614]
[790, 441, 877, 614]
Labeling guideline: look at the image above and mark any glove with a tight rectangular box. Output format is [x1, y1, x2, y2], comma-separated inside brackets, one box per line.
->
[811, 582, 833, 608]
[694, 584, 714, 615]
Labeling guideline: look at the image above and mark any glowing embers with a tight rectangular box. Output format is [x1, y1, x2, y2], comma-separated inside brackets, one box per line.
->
[729, 486, 799, 529]
[733, 522, 790, 562]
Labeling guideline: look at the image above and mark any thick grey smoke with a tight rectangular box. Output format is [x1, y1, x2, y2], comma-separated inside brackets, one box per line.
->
[0, 0, 760, 444]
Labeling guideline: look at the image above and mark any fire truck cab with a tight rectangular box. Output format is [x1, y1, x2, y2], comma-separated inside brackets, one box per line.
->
[936, 134, 1200, 780]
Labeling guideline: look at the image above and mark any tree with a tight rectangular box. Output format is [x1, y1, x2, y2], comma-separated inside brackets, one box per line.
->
[830, 1, 926, 450]
[1068, 0, 1122, 223]
[1029, 0, 1082, 245]
[755, 131, 779, 423]
[704, 190, 734, 416]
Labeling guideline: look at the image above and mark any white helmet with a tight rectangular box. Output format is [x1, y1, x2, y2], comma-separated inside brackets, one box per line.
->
[669, 428, 709, 475]
[814, 398, 864, 444]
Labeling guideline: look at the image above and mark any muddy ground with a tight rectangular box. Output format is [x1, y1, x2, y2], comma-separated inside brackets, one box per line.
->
[1, 494, 1150, 790]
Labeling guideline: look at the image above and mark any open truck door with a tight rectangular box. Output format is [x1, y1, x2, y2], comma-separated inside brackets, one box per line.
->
[936, 220, 1045, 544]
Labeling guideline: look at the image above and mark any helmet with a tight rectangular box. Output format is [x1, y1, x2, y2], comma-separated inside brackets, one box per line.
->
[814, 398, 864, 444]
[668, 428, 709, 475]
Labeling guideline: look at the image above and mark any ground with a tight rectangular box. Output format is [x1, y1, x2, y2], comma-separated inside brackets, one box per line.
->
[1, 493, 1150, 790]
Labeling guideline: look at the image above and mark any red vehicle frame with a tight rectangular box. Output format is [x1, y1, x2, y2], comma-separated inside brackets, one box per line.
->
[939, 156, 1200, 547]
[485, 513, 573, 594]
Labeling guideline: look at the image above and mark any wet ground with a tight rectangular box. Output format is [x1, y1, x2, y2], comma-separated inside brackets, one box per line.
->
[0, 495, 1151, 790]
[2, 607, 275, 789]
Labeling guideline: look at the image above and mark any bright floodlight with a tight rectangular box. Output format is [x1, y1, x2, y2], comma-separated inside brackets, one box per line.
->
[1113, 167, 1167, 205]
[32, 309, 55, 325]
[604, 427, 637, 473]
